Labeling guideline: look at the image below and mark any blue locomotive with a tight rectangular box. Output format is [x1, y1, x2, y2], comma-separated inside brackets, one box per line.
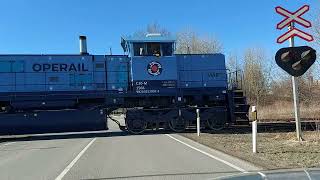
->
[0, 34, 249, 134]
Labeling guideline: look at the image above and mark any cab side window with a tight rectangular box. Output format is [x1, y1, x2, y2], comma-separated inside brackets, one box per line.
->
[133, 43, 145, 56]
[162, 43, 173, 56]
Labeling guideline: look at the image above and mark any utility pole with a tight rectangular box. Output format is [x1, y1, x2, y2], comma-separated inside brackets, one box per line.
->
[289, 22, 303, 141]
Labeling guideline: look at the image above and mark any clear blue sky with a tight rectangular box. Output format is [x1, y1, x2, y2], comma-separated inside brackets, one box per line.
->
[0, 0, 318, 58]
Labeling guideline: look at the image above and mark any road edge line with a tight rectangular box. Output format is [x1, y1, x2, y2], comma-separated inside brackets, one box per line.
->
[2, 142, 16, 146]
[165, 134, 247, 173]
[55, 138, 96, 180]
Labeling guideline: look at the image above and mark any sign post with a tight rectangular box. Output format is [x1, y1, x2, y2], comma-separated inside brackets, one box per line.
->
[288, 22, 303, 141]
[275, 5, 314, 141]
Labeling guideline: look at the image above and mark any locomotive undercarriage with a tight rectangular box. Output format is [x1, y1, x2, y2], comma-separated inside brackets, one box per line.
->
[122, 95, 229, 134]
[0, 91, 237, 135]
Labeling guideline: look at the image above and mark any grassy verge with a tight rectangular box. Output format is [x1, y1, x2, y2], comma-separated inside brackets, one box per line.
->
[181, 130, 320, 169]
[256, 102, 320, 120]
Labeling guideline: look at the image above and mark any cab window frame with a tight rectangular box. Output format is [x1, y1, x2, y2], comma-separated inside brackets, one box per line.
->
[132, 42, 174, 57]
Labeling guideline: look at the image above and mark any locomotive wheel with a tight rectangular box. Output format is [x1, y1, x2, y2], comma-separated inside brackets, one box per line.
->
[169, 116, 186, 132]
[125, 118, 147, 134]
[206, 117, 224, 131]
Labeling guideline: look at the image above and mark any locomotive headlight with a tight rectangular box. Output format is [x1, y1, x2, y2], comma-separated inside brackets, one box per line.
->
[222, 90, 226, 94]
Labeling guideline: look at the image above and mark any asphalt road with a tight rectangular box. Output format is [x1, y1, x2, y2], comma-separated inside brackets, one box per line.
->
[0, 115, 259, 180]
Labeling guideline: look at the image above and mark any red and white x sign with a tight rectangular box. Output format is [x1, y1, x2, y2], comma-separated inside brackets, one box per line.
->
[277, 28, 314, 44]
[276, 5, 311, 29]
[275, 5, 313, 44]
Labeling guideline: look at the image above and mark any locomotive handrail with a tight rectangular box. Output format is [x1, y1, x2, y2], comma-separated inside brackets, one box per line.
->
[227, 69, 245, 92]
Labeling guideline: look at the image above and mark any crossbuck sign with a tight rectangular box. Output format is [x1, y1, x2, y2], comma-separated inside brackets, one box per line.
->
[276, 5, 314, 44]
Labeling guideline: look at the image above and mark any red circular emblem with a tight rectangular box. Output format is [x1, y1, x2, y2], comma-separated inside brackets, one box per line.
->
[147, 61, 162, 76]
[151, 65, 159, 73]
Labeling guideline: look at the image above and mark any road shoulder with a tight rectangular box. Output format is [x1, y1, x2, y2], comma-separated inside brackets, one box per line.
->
[167, 134, 261, 172]
[181, 131, 320, 169]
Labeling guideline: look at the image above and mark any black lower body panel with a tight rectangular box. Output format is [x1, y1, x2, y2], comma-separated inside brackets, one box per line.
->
[0, 109, 107, 135]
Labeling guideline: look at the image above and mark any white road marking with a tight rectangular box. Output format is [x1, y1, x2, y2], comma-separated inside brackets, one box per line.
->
[55, 138, 96, 180]
[2, 142, 16, 146]
[304, 169, 312, 180]
[258, 171, 267, 178]
[165, 134, 247, 173]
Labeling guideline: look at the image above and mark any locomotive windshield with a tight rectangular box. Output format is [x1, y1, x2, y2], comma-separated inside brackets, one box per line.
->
[147, 43, 161, 56]
[133, 42, 173, 57]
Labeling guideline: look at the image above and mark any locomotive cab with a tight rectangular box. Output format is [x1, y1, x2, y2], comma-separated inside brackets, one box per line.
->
[121, 33, 175, 57]
[121, 34, 178, 96]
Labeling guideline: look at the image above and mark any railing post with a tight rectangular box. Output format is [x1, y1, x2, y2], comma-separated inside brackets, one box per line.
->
[235, 71, 238, 89]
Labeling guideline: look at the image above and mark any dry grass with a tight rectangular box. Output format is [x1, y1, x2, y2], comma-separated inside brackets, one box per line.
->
[182, 131, 320, 169]
[254, 101, 320, 120]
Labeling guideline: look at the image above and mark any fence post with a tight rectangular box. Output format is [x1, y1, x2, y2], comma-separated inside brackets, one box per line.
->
[196, 109, 200, 136]
[252, 106, 257, 153]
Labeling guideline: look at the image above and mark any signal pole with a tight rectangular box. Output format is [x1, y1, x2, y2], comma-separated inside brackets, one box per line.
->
[289, 22, 303, 141]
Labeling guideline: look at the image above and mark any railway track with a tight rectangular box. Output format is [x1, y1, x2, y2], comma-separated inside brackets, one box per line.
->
[255, 120, 320, 132]
[110, 114, 320, 133]
[226, 120, 320, 133]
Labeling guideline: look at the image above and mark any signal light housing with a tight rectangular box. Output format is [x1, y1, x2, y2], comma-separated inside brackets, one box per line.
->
[275, 46, 317, 77]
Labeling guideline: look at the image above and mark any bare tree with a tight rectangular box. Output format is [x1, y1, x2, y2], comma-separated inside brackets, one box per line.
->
[133, 22, 170, 37]
[227, 53, 240, 72]
[312, 10, 320, 48]
[146, 23, 170, 36]
[242, 48, 268, 106]
[310, 9, 320, 82]
[270, 76, 292, 101]
[175, 29, 223, 54]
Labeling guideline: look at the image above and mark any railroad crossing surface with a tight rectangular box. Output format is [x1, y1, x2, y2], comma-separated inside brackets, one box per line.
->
[0, 116, 258, 180]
